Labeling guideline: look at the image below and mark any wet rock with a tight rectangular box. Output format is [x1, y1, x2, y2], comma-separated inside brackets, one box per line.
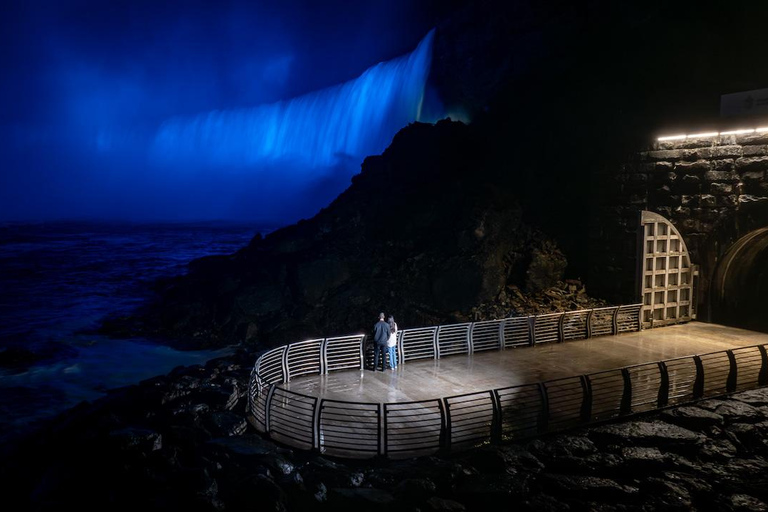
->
[423, 496, 467, 512]
[108, 426, 162, 454]
[660, 405, 724, 431]
[715, 401, 767, 424]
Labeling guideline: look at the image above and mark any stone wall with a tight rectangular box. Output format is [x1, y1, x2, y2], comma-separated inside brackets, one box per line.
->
[588, 131, 768, 322]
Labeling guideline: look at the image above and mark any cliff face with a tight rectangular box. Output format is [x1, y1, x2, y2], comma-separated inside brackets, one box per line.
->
[107, 119, 592, 349]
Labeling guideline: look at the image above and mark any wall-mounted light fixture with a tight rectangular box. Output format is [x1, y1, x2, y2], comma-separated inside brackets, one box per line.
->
[658, 127, 768, 141]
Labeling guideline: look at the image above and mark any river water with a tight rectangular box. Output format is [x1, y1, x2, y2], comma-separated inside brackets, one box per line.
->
[0, 221, 273, 442]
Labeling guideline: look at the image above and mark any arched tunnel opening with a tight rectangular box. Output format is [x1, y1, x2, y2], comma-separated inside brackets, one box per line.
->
[711, 227, 768, 334]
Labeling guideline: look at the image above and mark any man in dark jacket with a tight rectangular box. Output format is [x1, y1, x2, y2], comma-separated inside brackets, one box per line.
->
[373, 312, 390, 371]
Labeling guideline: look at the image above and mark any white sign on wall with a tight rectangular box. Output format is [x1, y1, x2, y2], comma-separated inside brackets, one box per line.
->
[721, 87, 768, 117]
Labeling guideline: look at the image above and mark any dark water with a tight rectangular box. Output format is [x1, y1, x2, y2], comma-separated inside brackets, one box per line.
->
[0, 221, 272, 442]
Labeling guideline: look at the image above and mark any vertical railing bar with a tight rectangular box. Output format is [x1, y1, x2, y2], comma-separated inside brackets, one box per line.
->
[586, 309, 594, 338]
[359, 335, 366, 371]
[280, 346, 289, 383]
[759, 345, 768, 386]
[467, 323, 474, 354]
[397, 331, 404, 368]
[657, 361, 669, 408]
[311, 397, 321, 452]
[612, 306, 619, 335]
[529, 316, 536, 346]
[558, 313, 565, 343]
[320, 338, 328, 375]
[434, 327, 440, 360]
[382, 403, 388, 456]
[437, 398, 448, 452]
[377, 403, 384, 456]
[443, 398, 452, 452]
[499, 318, 506, 350]
[693, 355, 704, 398]
[620, 368, 632, 414]
[580, 375, 593, 422]
[726, 350, 737, 392]
[537, 382, 549, 434]
[490, 389, 502, 443]
[265, 384, 277, 435]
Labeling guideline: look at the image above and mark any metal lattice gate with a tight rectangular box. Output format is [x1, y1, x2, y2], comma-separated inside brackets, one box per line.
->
[637, 211, 698, 329]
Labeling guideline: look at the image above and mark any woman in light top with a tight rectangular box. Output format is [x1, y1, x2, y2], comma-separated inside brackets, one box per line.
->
[387, 315, 398, 370]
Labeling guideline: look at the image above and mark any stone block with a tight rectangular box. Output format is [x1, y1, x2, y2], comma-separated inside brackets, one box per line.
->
[681, 195, 698, 207]
[674, 206, 691, 217]
[742, 145, 768, 156]
[693, 145, 741, 160]
[675, 160, 711, 174]
[681, 174, 701, 184]
[700, 195, 717, 207]
[741, 170, 765, 182]
[739, 133, 768, 145]
[713, 159, 735, 172]
[644, 149, 689, 162]
[718, 195, 738, 207]
[735, 156, 768, 173]
[710, 183, 732, 195]
[704, 170, 738, 182]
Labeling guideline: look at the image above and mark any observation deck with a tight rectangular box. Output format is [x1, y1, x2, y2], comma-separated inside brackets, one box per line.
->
[248, 305, 768, 459]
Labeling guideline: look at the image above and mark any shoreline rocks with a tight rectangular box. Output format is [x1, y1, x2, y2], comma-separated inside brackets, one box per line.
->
[4, 346, 768, 511]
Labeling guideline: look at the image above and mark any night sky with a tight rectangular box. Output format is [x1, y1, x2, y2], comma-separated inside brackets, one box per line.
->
[0, 0, 444, 224]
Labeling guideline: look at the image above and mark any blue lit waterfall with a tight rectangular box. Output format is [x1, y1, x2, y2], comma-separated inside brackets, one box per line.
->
[151, 29, 436, 169]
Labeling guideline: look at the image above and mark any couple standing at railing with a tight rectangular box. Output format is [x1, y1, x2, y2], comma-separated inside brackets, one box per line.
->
[372, 312, 398, 371]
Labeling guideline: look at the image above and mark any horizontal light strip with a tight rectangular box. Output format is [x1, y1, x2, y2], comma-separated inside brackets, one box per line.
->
[658, 126, 768, 141]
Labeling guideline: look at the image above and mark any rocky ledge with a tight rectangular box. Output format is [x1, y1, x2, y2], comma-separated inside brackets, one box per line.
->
[4, 346, 768, 512]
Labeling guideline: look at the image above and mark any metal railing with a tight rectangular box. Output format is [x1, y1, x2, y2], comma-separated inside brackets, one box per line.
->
[248, 304, 763, 459]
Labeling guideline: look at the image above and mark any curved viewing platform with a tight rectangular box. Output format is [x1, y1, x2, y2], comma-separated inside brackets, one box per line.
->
[247, 305, 768, 459]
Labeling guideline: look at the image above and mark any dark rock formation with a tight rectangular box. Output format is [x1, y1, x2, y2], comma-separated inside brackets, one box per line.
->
[104, 118, 606, 351]
[4, 347, 768, 511]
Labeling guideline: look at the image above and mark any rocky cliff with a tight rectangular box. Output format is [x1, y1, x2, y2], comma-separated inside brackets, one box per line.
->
[104, 118, 607, 350]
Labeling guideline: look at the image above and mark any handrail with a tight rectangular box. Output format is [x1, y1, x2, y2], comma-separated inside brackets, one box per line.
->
[246, 303, 768, 459]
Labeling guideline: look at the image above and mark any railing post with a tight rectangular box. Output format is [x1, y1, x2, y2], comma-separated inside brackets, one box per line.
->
[316, 399, 326, 454]
[537, 383, 549, 433]
[433, 327, 440, 359]
[759, 346, 768, 386]
[396, 331, 404, 368]
[437, 398, 448, 452]
[320, 338, 328, 374]
[529, 316, 536, 346]
[490, 390, 502, 444]
[281, 345, 290, 383]
[312, 398, 322, 452]
[381, 403, 387, 457]
[579, 375, 593, 422]
[657, 361, 669, 408]
[611, 307, 619, 335]
[442, 398, 452, 452]
[264, 385, 277, 435]
[499, 319, 506, 350]
[586, 309, 594, 338]
[558, 313, 565, 343]
[467, 323, 474, 354]
[357, 336, 365, 371]
[693, 355, 704, 398]
[726, 350, 738, 393]
[620, 368, 632, 414]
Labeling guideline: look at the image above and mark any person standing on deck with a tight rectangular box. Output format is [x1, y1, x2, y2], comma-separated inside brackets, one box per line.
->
[373, 312, 390, 371]
[387, 315, 398, 370]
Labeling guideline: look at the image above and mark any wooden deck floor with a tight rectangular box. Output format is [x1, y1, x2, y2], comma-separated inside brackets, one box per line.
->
[280, 321, 768, 402]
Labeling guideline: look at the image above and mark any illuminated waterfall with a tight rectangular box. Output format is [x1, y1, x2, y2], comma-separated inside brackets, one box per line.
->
[151, 29, 435, 169]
